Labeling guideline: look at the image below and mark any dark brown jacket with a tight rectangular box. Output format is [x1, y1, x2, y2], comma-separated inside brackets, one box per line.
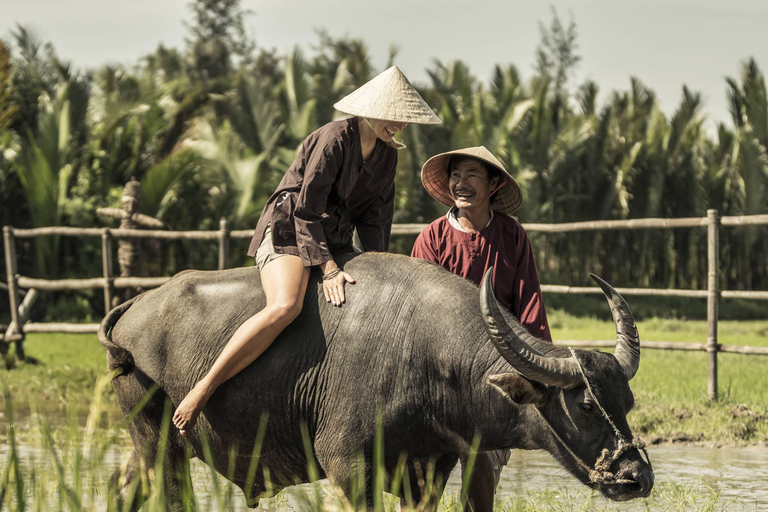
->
[247, 118, 398, 266]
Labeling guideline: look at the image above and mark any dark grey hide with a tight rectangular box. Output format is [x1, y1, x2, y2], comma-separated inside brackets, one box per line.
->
[99, 252, 653, 510]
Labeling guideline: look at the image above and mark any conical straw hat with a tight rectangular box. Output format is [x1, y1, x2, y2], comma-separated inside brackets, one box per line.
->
[334, 66, 441, 125]
[421, 146, 523, 214]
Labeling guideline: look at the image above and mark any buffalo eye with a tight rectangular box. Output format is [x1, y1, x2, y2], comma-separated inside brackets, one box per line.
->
[579, 402, 595, 415]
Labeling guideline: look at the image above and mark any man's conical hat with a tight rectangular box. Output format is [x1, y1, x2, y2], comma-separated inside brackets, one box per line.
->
[334, 66, 441, 125]
[421, 146, 523, 214]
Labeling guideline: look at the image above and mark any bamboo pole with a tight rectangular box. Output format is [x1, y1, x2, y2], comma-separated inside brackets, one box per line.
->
[707, 209, 720, 401]
[12, 226, 221, 240]
[718, 344, 768, 356]
[13, 226, 104, 237]
[390, 223, 429, 235]
[554, 339, 708, 351]
[3, 226, 22, 357]
[17, 277, 106, 290]
[102, 229, 114, 312]
[12, 214, 768, 240]
[21, 275, 747, 300]
[110, 228, 220, 240]
[392, 218, 711, 236]
[721, 290, 768, 300]
[18, 288, 38, 323]
[3, 288, 38, 360]
[554, 340, 768, 355]
[23, 322, 99, 333]
[523, 217, 709, 232]
[4, 286, 39, 334]
[540, 285, 708, 298]
[720, 214, 768, 226]
[113, 276, 171, 288]
[16, 275, 171, 290]
[218, 218, 230, 270]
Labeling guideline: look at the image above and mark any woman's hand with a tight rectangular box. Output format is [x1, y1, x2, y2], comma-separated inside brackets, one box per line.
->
[320, 261, 355, 307]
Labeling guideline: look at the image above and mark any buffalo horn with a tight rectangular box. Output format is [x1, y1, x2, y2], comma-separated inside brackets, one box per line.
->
[480, 269, 581, 389]
[590, 274, 641, 380]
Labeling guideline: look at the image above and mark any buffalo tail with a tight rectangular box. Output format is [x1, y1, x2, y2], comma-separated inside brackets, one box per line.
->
[98, 297, 138, 375]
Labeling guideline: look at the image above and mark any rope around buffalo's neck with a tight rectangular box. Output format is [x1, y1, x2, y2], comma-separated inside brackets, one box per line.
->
[532, 348, 652, 486]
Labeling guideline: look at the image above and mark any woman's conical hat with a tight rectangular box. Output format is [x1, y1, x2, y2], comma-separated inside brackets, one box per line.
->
[421, 146, 523, 214]
[334, 66, 441, 125]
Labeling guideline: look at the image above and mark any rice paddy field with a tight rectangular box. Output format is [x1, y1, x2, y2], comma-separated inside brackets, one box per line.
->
[1, 309, 767, 511]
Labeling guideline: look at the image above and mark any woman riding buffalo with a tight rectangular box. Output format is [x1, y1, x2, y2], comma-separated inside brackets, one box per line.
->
[173, 67, 441, 436]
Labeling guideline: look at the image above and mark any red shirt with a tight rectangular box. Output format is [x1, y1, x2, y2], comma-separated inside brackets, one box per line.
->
[411, 211, 552, 341]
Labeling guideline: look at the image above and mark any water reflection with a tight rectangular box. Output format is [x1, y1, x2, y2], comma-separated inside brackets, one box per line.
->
[447, 446, 768, 511]
[2, 410, 767, 512]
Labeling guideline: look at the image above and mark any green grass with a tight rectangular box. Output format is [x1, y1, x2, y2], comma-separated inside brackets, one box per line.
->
[545, 293, 768, 321]
[0, 386, 754, 512]
[0, 326, 764, 510]
[548, 310, 768, 444]
[2, 313, 768, 445]
[0, 333, 111, 412]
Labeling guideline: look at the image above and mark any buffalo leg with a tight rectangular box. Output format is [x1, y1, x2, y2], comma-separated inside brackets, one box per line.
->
[111, 370, 192, 511]
[399, 455, 454, 512]
[230, 465, 267, 508]
[317, 454, 366, 509]
[461, 450, 507, 512]
[315, 439, 376, 511]
[108, 448, 145, 512]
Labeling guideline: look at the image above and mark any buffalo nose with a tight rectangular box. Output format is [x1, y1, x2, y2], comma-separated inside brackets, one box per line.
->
[631, 466, 655, 497]
[615, 464, 654, 498]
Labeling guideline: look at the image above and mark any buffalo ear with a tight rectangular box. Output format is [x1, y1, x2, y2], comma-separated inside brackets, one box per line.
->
[488, 373, 546, 406]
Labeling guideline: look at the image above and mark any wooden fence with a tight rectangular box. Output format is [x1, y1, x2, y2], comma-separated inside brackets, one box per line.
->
[4, 210, 768, 399]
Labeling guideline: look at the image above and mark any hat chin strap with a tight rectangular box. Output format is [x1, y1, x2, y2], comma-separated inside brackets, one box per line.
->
[489, 178, 507, 212]
[491, 178, 507, 195]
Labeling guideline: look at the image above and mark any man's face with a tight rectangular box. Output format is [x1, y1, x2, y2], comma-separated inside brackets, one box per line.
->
[448, 158, 499, 212]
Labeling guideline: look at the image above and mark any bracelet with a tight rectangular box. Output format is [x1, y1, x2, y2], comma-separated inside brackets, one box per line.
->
[322, 268, 341, 281]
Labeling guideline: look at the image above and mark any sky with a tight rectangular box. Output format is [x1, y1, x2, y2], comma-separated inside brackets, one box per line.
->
[2, 0, 767, 130]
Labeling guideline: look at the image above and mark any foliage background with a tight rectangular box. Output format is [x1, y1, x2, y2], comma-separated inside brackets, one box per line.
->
[2, 1, 768, 322]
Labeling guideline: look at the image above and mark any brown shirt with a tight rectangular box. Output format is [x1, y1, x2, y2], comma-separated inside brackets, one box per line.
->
[247, 118, 398, 266]
[411, 211, 552, 341]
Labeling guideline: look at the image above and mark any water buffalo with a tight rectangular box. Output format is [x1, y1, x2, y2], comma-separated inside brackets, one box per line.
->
[99, 252, 653, 510]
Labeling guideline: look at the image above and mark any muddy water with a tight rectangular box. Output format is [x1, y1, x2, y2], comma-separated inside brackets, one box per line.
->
[446, 446, 768, 511]
[2, 408, 766, 511]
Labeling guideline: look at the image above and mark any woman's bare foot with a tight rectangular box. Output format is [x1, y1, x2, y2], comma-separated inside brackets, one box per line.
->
[173, 381, 213, 436]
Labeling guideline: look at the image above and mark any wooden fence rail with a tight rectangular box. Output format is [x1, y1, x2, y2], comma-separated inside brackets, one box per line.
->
[4, 209, 768, 400]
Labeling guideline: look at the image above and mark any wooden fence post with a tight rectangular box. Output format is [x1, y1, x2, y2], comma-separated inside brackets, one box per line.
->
[218, 218, 230, 270]
[706, 209, 720, 401]
[102, 228, 114, 312]
[3, 226, 23, 358]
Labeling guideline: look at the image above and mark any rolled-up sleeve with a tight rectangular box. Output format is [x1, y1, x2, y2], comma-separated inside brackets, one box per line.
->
[293, 139, 344, 266]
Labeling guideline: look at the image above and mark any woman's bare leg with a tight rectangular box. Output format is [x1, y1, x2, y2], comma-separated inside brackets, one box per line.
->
[172, 255, 310, 436]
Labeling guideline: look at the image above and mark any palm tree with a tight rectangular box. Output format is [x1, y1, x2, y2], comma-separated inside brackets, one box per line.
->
[0, 40, 21, 233]
[720, 59, 768, 289]
[11, 86, 81, 275]
[179, 72, 286, 231]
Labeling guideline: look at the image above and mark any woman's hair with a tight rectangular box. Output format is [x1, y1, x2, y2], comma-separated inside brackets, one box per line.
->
[446, 156, 504, 203]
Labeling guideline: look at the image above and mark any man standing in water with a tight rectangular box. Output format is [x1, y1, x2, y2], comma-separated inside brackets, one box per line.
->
[411, 146, 551, 512]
